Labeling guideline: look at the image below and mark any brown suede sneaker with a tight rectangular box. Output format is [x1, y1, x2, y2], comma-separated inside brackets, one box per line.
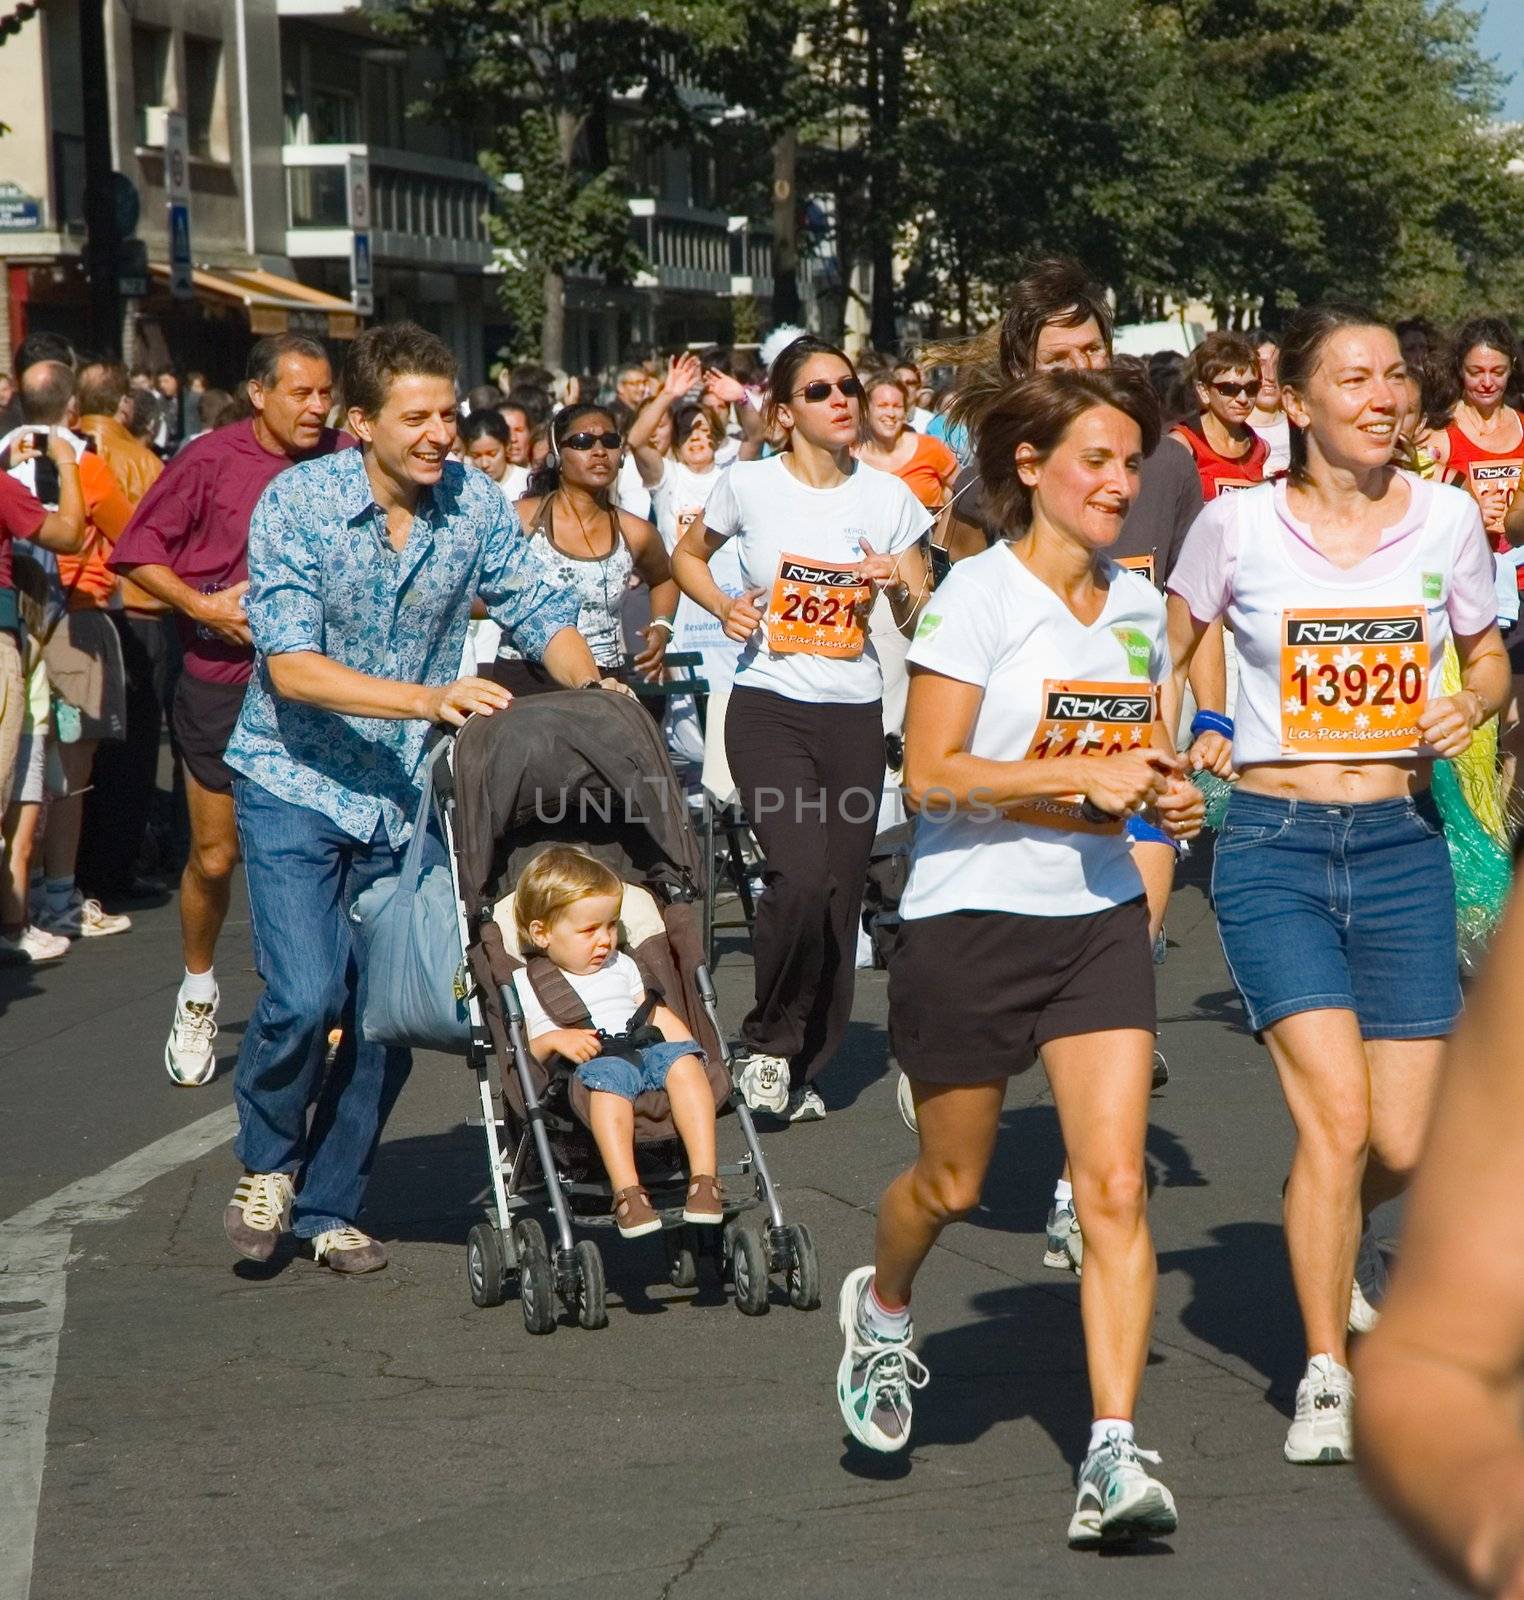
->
[223, 1171, 294, 1262]
[311, 1226, 388, 1274]
[613, 1185, 661, 1238]
[682, 1174, 724, 1225]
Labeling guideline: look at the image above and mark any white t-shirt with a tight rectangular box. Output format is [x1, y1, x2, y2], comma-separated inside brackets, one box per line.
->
[899, 543, 1167, 920]
[702, 456, 928, 705]
[616, 454, 651, 522]
[651, 459, 723, 553]
[511, 950, 646, 1041]
[1251, 415, 1291, 476]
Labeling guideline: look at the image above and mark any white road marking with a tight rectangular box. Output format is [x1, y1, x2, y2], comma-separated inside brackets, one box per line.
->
[0, 1105, 237, 1600]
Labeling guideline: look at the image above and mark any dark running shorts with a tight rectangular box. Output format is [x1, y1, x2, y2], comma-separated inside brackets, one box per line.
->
[888, 899, 1156, 1084]
[172, 672, 247, 795]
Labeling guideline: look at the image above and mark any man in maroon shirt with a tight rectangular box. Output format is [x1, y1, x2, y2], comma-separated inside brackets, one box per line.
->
[109, 334, 347, 1080]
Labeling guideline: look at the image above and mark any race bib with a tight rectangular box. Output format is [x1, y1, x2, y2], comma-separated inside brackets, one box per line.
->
[1280, 607, 1429, 755]
[1115, 553, 1156, 585]
[1009, 680, 1159, 834]
[766, 553, 867, 658]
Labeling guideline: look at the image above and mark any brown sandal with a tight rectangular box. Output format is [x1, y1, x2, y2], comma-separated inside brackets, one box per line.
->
[682, 1173, 724, 1225]
[613, 1185, 661, 1238]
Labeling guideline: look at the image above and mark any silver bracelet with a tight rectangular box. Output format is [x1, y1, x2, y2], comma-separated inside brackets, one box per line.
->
[647, 617, 675, 636]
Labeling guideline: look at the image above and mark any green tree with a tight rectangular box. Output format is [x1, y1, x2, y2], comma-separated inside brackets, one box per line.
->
[378, 0, 743, 365]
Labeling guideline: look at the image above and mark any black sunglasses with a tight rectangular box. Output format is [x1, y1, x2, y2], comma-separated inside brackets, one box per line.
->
[792, 377, 865, 403]
[561, 431, 623, 451]
[1209, 381, 1258, 400]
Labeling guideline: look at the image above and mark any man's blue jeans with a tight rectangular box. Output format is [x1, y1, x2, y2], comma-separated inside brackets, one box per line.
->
[231, 779, 439, 1240]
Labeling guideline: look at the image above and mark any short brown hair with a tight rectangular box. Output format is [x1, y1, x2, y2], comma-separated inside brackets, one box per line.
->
[247, 333, 330, 390]
[342, 322, 457, 419]
[514, 846, 623, 954]
[76, 360, 129, 418]
[1190, 331, 1261, 389]
[973, 368, 1161, 538]
[864, 371, 911, 407]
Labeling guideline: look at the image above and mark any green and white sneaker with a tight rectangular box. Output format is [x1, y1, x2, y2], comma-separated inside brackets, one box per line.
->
[1284, 1354, 1354, 1464]
[1043, 1199, 1083, 1276]
[1068, 1428, 1179, 1547]
[836, 1265, 929, 1453]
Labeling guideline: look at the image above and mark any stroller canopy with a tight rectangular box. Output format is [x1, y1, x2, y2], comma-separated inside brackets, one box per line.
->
[451, 690, 704, 919]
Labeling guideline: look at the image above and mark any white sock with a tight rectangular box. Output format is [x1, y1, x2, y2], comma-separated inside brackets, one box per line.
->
[1089, 1417, 1134, 1454]
[861, 1278, 911, 1340]
[1054, 1178, 1074, 1206]
[180, 967, 217, 1005]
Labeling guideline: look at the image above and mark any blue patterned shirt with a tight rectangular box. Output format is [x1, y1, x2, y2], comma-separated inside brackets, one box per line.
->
[226, 450, 578, 845]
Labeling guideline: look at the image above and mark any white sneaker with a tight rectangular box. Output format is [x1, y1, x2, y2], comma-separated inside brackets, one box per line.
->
[836, 1265, 929, 1453]
[786, 1086, 826, 1122]
[35, 893, 131, 939]
[0, 924, 70, 964]
[896, 1071, 918, 1133]
[1043, 1199, 1084, 1276]
[1348, 1279, 1380, 1334]
[1068, 1428, 1179, 1546]
[165, 989, 220, 1086]
[734, 1050, 790, 1115]
[1284, 1354, 1355, 1464]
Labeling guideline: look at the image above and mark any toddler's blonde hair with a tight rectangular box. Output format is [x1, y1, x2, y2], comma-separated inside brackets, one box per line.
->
[514, 846, 622, 955]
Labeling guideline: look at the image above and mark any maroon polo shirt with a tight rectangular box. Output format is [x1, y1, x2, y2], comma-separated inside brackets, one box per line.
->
[109, 419, 351, 684]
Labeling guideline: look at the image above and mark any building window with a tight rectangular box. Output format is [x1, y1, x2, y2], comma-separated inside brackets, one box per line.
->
[132, 25, 170, 146]
[185, 37, 223, 159]
[311, 87, 359, 144]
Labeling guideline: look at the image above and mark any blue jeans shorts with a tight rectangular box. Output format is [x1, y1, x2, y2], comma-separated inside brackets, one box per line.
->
[576, 1040, 703, 1101]
[1211, 789, 1459, 1040]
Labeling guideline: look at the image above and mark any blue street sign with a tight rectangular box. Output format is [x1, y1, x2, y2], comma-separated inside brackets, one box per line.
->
[350, 229, 373, 316]
[169, 202, 192, 298]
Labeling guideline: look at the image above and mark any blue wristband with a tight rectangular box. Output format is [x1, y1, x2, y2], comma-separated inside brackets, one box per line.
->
[1190, 710, 1235, 740]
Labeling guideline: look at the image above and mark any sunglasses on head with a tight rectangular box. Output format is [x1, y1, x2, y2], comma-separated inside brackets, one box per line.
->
[561, 430, 623, 451]
[1209, 381, 1258, 400]
[792, 377, 865, 403]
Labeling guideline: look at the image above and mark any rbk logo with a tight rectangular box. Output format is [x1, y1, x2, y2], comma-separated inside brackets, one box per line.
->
[1286, 617, 1424, 646]
[1045, 691, 1154, 723]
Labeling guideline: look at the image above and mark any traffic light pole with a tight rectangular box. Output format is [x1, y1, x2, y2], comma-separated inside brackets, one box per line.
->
[79, 0, 121, 358]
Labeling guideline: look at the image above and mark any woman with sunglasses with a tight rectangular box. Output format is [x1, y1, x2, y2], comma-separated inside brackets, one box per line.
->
[672, 335, 930, 1122]
[491, 402, 678, 694]
[1168, 304, 1507, 1466]
[1168, 332, 1270, 502]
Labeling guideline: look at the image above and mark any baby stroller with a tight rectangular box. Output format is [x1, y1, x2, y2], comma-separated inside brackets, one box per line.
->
[436, 689, 820, 1334]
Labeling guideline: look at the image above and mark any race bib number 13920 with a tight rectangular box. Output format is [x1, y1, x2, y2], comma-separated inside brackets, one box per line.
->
[1279, 607, 1429, 755]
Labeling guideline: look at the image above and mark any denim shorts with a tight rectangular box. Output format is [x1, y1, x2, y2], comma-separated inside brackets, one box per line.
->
[576, 1040, 703, 1101]
[1210, 789, 1459, 1040]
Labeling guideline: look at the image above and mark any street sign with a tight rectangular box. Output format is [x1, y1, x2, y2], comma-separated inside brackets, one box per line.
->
[169, 202, 192, 297]
[350, 229, 373, 316]
[164, 110, 192, 299]
[0, 194, 41, 230]
[116, 237, 149, 298]
[345, 153, 371, 231]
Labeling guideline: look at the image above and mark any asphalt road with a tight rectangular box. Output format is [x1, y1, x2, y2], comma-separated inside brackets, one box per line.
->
[1, 850, 1455, 1600]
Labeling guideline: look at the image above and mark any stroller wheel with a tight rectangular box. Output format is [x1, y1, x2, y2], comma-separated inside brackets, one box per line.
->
[513, 1218, 557, 1335]
[466, 1221, 508, 1308]
[574, 1239, 607, 1330]
[731, 1223, 770, 1316]
[784, 1222, 820, 1311]
[665, 1227, 699, 1289]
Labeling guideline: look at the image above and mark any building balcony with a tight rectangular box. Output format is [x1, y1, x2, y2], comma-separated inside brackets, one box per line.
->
[622, 200, 772, 297]
[283, 143, 495, 271]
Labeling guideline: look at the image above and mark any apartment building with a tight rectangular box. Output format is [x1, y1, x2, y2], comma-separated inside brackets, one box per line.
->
[0, 0, 772, 383]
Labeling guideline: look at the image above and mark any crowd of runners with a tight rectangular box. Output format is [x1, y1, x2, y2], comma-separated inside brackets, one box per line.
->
[4, 257, 1524, 1577]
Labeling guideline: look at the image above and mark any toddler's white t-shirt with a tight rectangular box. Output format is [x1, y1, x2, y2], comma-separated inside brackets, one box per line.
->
[512, 950, 646, 1041]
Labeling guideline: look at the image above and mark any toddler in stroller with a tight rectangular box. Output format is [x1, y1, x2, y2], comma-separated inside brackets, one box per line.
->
[512, 845, 724, 1237]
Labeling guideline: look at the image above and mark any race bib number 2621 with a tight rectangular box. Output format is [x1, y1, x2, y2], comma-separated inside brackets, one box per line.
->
[766, 553, 867, 658]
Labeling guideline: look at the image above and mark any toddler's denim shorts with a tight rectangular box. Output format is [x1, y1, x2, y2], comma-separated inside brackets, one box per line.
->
[1210, 789, 1459, 1040]
[576, 1040, 702, 1101]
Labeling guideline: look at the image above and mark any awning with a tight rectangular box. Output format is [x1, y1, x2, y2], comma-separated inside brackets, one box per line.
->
[148, 263, 361, 339]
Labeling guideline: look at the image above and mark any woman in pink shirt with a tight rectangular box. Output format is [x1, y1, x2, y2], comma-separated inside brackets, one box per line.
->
[1166, 303, 1508, 1469]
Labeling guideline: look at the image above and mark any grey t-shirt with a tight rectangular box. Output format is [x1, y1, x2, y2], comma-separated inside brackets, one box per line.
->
[950, 437, 1203, 588]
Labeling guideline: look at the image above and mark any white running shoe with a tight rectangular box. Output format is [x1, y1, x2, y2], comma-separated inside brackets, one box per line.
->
[0, 924, 70, 964]
[1068, 1428, 1179, 1547]
[165, 989, 220, 1087]
[734, 1050, 790, 1115]
[1348, 1279, 1380, 1334]
[896, 1071, 918, 1133]
[36, 893, 131, 939]
[1043, 1199, 1084, 1277]
[786, 1086, 826, 1122]
[836, 1265, 929, 1453]
[1284, 1354, 1355, 1464]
